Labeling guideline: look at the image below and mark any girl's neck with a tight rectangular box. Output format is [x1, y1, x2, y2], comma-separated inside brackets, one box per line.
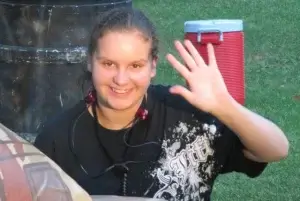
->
[88, 100, 143, 130]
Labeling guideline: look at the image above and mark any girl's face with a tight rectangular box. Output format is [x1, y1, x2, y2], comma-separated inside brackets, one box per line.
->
[90, 30, 157, 111]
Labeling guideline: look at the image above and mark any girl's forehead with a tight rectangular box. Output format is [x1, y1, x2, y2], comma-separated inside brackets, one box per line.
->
[95, 31, 152, 59]
[100, 30, 150, 44]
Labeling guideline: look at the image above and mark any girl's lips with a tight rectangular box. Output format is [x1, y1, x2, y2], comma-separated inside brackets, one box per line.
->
[110, 87, 133, 96]
[111, 88, 129, 94]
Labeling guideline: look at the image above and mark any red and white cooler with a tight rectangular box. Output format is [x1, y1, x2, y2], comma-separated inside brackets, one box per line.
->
[184, 20, 245, 105]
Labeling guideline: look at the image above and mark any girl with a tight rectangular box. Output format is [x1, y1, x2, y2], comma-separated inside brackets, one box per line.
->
[34, 7, 289, 201]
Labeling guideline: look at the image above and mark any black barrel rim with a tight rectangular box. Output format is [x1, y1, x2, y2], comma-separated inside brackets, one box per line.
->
[0, 44, 87, 64]
[0, 0, 132, 7]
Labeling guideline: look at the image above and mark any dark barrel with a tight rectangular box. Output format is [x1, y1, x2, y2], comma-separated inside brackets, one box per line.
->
[0, 0, 132, 142]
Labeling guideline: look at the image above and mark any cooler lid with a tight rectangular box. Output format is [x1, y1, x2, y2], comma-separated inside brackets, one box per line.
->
[184, 19, 243, 33]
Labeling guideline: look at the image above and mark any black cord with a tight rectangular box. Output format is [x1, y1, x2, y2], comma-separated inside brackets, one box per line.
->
[69, 107, 99, 177]
[69, 99, 161, 178]
[122, 118, 160, 148]
[68, 95, 167, 195]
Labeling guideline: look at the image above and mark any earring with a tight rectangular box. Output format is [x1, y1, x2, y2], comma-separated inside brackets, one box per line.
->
[136, 108, 148, 120]
[84, 88, 97, 105]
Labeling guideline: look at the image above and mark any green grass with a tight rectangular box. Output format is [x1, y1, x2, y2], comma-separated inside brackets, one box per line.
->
[134, 0, 300, 200]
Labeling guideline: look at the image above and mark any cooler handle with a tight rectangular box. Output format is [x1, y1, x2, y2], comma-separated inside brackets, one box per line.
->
[197, 28, 224, 43]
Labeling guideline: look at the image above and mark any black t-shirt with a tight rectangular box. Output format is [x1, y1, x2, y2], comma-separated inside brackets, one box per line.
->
[34, 84, 267, 201]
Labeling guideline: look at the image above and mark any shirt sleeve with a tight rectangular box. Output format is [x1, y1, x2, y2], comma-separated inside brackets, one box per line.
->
[220, 126, 268, 178]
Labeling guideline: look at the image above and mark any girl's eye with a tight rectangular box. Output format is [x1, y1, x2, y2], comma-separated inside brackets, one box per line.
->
[132, 64, 142, 69]
[103, 61, 114, 67]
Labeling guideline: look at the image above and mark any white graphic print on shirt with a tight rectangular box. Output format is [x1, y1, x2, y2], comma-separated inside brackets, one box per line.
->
[151, 122, 221, 201]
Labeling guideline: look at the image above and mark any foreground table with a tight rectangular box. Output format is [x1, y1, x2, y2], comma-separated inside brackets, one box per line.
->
[92, 195, 165, 201]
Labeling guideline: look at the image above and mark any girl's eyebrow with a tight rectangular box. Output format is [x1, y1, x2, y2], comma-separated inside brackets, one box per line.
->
[96, 56, 148, 63]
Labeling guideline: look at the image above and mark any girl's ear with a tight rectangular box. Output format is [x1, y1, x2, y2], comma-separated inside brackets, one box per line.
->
[87, 56, 92, 72]
[87, 63, 92, 72]
[150, 56, 158, 78]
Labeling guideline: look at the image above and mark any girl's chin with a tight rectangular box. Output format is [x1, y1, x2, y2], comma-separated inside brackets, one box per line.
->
[105, 95, 143, 111]
[106, 101, 136, 111]
[98, 88, 145, 110]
